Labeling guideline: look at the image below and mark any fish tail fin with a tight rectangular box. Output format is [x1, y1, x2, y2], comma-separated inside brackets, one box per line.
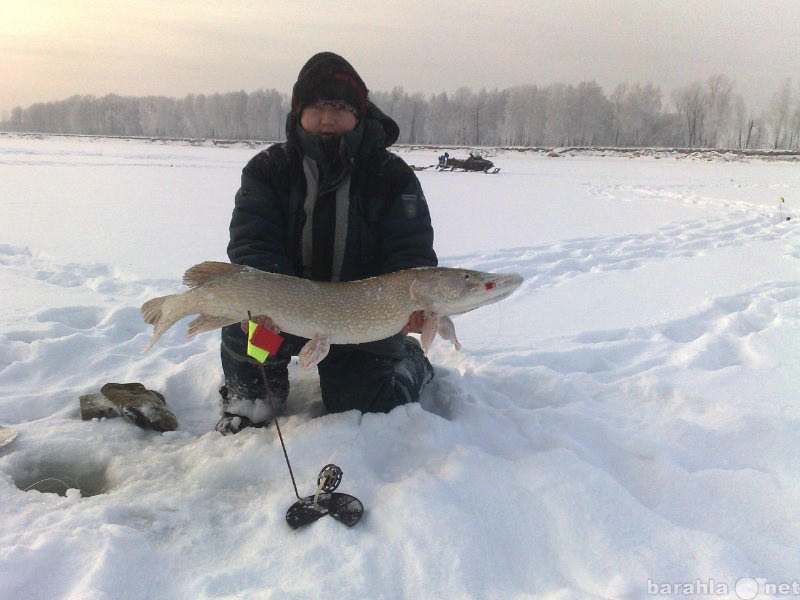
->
[141, 294, 184, 353]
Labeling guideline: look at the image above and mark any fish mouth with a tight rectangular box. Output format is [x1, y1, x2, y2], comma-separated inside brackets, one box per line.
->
[488, 272, 523, 290]
[479, 272, 523, 303]
[449, 272, 523, 315]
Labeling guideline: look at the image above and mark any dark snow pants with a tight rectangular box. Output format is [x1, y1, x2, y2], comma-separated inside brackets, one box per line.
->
[220, 324, 433, 415]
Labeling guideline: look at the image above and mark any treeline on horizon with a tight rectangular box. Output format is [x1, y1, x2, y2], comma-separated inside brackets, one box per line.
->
[2, 75, 799, 150]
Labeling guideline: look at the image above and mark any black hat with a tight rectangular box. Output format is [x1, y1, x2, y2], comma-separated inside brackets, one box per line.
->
[291, 52, 369, 119]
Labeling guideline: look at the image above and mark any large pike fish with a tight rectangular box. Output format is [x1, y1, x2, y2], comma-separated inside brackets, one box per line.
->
[141, 261, 523, 367]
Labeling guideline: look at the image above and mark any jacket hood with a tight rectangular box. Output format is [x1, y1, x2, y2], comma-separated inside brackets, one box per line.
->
[291, 52, 368, 119]
[363, 100, 400, 148]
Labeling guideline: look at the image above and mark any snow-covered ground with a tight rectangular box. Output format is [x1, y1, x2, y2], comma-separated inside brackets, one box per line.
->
[1, 134, 798, 599]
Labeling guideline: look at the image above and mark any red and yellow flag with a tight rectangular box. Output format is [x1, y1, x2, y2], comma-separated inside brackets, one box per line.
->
[247, 320, 284, 363]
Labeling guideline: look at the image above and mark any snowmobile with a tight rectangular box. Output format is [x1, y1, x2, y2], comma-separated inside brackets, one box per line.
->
[437, 153, 500, 174]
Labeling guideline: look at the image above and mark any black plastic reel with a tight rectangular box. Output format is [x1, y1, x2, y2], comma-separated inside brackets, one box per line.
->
[285, 464, 364, 529]
[317, 464, 342, 492]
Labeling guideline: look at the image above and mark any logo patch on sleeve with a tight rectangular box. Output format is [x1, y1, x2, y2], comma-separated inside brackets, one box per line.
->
[402, 194, 419, 219]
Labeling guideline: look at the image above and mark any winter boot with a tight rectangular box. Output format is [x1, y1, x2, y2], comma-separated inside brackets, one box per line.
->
[215, 362, 290, 435]
[218, 323, 295, 434]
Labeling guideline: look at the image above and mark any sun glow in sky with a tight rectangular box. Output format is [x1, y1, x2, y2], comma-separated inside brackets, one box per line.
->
[2, 0, 798, 117]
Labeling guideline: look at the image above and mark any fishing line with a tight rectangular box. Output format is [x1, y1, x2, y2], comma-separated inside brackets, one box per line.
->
[250, 320, 363, 528]
[246, 309, 301, 500]
[259, 361, 302, 501]
[23, 476, 78, 494]
[454, 303, 505, 371]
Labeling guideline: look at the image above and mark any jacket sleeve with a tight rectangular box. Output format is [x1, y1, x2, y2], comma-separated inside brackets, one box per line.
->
[227, 152, 297, 275]
[375, 156, 438, 274]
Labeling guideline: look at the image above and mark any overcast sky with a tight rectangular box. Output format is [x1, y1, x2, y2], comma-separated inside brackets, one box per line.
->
[3, 0, 798, 117]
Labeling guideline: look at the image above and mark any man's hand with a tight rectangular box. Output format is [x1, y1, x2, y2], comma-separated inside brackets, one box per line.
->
[401, 310, 426, 335]
[241, 315, 281, 334]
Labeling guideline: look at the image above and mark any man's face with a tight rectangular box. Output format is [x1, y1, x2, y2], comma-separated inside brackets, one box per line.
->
[300, 102, 358, 137]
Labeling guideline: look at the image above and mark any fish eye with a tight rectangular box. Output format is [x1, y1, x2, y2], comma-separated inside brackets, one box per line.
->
[463, 274, 470, 280]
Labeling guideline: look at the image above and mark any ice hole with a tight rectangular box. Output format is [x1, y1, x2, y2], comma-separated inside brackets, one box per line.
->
[13, 459, 110, 497]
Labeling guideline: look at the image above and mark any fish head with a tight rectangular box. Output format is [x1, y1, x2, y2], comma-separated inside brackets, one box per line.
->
[409, 267, 523, 315]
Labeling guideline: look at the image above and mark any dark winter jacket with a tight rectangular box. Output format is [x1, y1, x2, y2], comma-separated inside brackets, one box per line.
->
[227, 101, 437, 357]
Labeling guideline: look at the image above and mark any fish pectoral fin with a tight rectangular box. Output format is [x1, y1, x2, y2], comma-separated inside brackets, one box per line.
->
[420, 311, 439, 353]
[187, 314, 239, 337]
[420, 312, 461, 352]
[298, 335, 331, 369]
[437, 315, 461, 351]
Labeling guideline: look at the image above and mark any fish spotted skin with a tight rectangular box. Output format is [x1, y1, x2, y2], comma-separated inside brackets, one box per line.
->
[141, 261, 523, 367]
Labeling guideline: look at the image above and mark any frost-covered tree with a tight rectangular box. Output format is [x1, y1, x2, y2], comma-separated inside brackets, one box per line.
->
[502, 85, 548, 146]
[8, 74, 800, 149]
[703, 75, 734, 147]
[372, 87, 430, 144]
[620, 83, 663, 146]
[732, 95, 751, 149]
[790, 81, 800, 149]
[766, 78, 794, 149]
[672, 80, 709, 147]
[542, 82, 612, 146]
